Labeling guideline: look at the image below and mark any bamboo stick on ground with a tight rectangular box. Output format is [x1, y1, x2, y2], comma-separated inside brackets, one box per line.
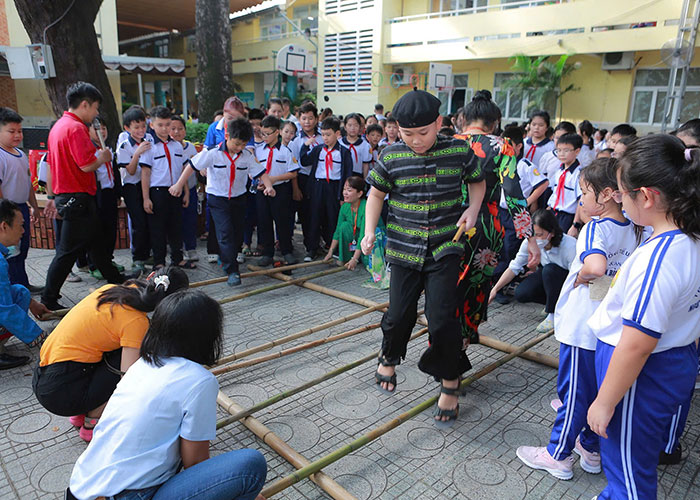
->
[217, 327, 429, 429]
[259, 330, 555, 498]
[217, 393, 357, 500]
[190, 260, 329, 288]
[212, 301, 389, 367]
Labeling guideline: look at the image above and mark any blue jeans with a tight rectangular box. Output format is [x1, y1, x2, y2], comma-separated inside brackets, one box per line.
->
[8, 203, 30, 287]
[109, 449, 266, 500]
[182, 186, 198, 251]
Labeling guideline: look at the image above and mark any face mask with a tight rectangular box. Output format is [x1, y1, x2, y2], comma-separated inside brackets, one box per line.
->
[5, 245, 20, 258]
[536, 238, 549, 250]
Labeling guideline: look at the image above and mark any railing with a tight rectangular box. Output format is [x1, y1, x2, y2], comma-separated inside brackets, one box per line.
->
[387, 0, 567, 24]
[232, 28, 318, 47]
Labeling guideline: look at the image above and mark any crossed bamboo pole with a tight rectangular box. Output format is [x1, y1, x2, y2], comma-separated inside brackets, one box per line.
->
[259, 330, 555, 498]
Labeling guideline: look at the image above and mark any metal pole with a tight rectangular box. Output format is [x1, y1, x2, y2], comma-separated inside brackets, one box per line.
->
[137, 72, 144, 107]
[181, 76, 188, 119]
[661, 0, 692, 132]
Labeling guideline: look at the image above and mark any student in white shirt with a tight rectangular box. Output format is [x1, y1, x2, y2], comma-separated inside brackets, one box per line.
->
[546, 134, 583, 232]
[169, 116, 199, 262]
[523, 110, 555, 169]
[516, 158, 641, 481]
[69, 290, 267, 500]
[340, 113, 372, 178]
[577, 120, 596, 167]
[587, 135, 700, 500]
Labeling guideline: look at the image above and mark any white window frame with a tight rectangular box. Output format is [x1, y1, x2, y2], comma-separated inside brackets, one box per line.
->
[493, 72, 529, 121]
[438, 73, 473, 115]
[629, 68, 700, 125]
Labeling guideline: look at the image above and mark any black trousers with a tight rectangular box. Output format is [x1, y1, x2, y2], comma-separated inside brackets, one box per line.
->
[296, 173, 312, 251]
[96, 187, 118, 260]
[256, 182, 293, 257]
[42, 193, 122, 304]
[495, 206, 519, 278]
[381, 255, 467, 380]
[208, 193, 246, 274]
[307, 178, 340, 253]
[148, 187, 184, 266]
[514, 263, 569, 313]
[553, 209, 575, 233]
[122, 182, 151, 262]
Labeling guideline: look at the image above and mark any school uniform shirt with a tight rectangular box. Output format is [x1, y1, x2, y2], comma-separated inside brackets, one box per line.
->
[117, 131, 153, 149]
[254, 140, 298, 186]
[339, 136, 372, 175]
[94, 147, 116, 190]
[116, 135, 153, 185]
[37, 153, 48, 186]
[366, 137, 484, 270]
[577, 145, 595, 167]
[555, 218, 639, 350]
[139, 135, 185, 188]
[523, 137, 554, 168]
[0, 146, 31, 204]
[290, 131, 322, 176]
[540, 150, 561, 184]
[299, 142, 354, 200]
[378, 137, 401, 150]
[190, 143, 264, 199]
[508, 233, 577, 275]
[312, 143, 344, 181]
[499, 158, 546, 209]
[547, 160, 582, 214]
[69, 356, 218, 498]
[588, 229, 700, 353]
[181, 140, 198, 189]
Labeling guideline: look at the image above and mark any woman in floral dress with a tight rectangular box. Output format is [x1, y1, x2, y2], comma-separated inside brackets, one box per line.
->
[453, 91, 540, 364]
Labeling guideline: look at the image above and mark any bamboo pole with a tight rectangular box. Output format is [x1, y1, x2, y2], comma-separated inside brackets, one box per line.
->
[216, 327, 429, 428]
[478, 336, 558, 369]
[260, 330, 555, 498]
[190, 260, 329, 288]
[217, 393, 357, 500]
[212, 301, 389, 367]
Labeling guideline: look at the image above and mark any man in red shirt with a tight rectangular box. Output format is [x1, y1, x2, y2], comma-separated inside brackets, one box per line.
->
[41, 82, 130, 310]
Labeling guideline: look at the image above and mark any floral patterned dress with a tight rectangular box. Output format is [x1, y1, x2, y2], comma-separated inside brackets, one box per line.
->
[454, 133, 533, 351]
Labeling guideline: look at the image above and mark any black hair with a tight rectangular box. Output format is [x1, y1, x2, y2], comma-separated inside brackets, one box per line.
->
[439, 126, 455, 137]
[386, 116, 398, 126]
[597, 148, 614, 158]
[462, 89, 501, 129]
[282, 120, 297, 132]
[94, 115, 106, 127]
[97, 266, 189, 314]
[345, 175, 366, 194]
[0, 199, 20, 227]
[66, 82, 103, 109]
[579, 157, 619, 200]
[0, 107, 22, 126]
[617, 135, 637, 147]
[170, 115, 187, 127]
[366, 124, 383, 136]
[281, 97, 291, 106]
[150, 106, 171, 120]
[268, 97, 282, 107]
[375, 103, 384, 111]
[557, 133, 583, 150]
[676, 119, 700, 146]
[531, 209, 563, 247]
[344, 113, 362, 127]
[226, 117, 253, 142]
[579, 120, 594, 139]
[529, 110, 551, 127]
[501, 125, 524, 146]
[611, 123, 637, 138]
[554, 121, 576, 134]
[248, 108, 265, 121]
[213, 109, 224, 118]
[261, 115, 281, 130]
[299, 102, 318, 117]
[597, 128, 608, 138]
[320, 116, 341, 132]
[123, 107, 147, 127]
[619, 134, 700, 239]
[140, 290, 223, 367]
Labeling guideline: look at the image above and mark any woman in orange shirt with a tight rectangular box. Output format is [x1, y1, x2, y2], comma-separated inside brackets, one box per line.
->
[32, 267, 188, 441]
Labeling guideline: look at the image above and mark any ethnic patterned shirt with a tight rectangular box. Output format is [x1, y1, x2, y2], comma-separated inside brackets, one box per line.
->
[367, 136, 484, 270]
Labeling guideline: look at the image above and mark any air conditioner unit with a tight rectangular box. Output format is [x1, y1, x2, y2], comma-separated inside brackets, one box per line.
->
[601, 51, 635, 71]
[392, 65, 414, 85]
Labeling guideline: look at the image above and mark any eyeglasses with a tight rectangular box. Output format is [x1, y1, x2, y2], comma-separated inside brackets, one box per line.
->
[555, 148, 575, 155]
[260, 130, 278, 138]
[611, 187, 661, 203]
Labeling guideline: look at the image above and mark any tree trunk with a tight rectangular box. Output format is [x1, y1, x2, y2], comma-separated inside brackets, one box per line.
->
[196, 0, 234, 122]
[13, 0, 121, 147]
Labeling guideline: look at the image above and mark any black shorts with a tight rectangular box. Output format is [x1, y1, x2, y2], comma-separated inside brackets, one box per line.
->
[32, 349, 122, 416]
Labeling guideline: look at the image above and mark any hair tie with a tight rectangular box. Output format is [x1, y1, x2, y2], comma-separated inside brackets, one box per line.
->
[685, 148, 694, 162]
[153, 275, 170, 292]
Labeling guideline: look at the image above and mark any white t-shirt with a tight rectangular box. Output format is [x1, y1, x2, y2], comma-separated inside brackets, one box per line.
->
[70, 357, 218, 499]
[588, 229, 700, 353]
[555, 217, 639, 350]
[0, 146, 32, 204]
[499, 157, 547, 209]
[508, 233, 577, 275]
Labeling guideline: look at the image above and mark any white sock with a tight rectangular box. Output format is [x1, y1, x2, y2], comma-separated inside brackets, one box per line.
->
[546, 313, 554, 322]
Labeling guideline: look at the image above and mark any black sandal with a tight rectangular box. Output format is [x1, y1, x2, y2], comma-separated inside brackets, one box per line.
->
[433, 380, 460, 429]
[176, 260, 197, 269]
[375, 355, 397, 395]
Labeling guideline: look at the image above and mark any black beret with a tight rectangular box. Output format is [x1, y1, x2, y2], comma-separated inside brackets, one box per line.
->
[391, 89, 441, 128]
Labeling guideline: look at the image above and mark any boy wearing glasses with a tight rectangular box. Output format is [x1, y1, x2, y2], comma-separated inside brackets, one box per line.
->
[547, 133, 583, 233]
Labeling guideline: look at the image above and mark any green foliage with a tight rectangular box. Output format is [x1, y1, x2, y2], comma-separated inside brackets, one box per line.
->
[186, 122, 209, 144]
[292, 92, 316, 108]
[503, 54, 580, 119]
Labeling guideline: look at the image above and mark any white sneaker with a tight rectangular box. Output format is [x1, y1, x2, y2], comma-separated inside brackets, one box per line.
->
[536, 317, 554, 333]
[207, 254, 219, 263]
[185, 250, 199, 262]
[66, 271, 82, 283]
[550, 398, 563, 412]
[516, 446, 574, 480]
[236, 252, 245, 264]
[573, 437, 601, 474]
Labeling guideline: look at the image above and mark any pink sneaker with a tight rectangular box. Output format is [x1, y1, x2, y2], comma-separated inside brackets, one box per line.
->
[516, 446, 574, 480]
[69, 415, 85, 428]
[573, 437, 601, 474]
[550, 398, 563, 411]
[79, 418, 98, 442]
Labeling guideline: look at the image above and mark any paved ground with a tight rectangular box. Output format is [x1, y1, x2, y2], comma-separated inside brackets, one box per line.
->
[1, 236, 698, 499]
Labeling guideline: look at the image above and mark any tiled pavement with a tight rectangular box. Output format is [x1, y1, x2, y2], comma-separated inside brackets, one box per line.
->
[1, 237, 698, 499]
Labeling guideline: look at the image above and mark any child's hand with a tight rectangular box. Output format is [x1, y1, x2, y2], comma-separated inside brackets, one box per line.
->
[168, 183, 183, 197]
[292, 187, 303, 201]
[304, 137, 315, 146]
[361, 234, 375, 255]
[182, 189, 189, 208]
[345, 257, 358, 271]
[143, 198, 154, 214]
[587, 398, 614, 438]
[264, 186, 276, 197]
[323, 250, 333, 262]
[29, 206, 37, 224]
[457, 207, 478, 234]
[43, 200, 57, 219]
[135, 141, 151, 156]
[97, 148, 113, 164]
[568, 225, 580, 238]
[488, 288, 497, 304]
[574, 272, 590, 288]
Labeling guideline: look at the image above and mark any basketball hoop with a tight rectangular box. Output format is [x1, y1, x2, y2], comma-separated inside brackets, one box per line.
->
[276, 44, 314, 76]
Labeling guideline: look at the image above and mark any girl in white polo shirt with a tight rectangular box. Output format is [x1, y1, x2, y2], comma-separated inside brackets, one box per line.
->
[586, 135, 700, 500]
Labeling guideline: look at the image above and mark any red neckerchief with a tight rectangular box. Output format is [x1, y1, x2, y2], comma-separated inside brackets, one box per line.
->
[323, 147, 333, 183]
[223, 149, 239, 199]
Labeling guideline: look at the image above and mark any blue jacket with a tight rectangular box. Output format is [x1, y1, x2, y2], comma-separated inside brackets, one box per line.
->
[0, 243, 41, 343]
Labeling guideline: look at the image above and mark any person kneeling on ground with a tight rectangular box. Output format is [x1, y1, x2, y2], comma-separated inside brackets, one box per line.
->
[324, 177, 385, 270]
[68, 290, 267, 500]
[489, 209, 576, 333]
[0, 199, 50, 369]
[32, 267, 189, 442]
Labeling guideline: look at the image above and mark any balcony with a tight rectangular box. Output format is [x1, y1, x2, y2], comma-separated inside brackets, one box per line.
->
[231, 29, 318, 74]
[384, 0, 685, 64]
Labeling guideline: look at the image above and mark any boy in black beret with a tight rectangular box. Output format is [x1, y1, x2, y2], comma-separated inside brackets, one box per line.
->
[361, 89, 486, 428]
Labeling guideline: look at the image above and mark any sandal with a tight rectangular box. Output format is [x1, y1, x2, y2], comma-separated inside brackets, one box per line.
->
[80, 417, 99, 442]
[27, 330, 49, 348]
[433, 380, 460, 429]
[176, 260, 197, 269]
[375, 355, 397, 395]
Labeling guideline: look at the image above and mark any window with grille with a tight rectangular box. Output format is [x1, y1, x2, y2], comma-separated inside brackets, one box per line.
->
[493, 72, 529, 120]
[323, 30, 373, 93]
[630, 68, 700, 125]
[325, 0, 375, 16]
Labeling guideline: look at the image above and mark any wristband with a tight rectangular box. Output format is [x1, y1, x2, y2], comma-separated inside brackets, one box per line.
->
[47, 195, 55, 200]
[573, 221, 583, 230]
